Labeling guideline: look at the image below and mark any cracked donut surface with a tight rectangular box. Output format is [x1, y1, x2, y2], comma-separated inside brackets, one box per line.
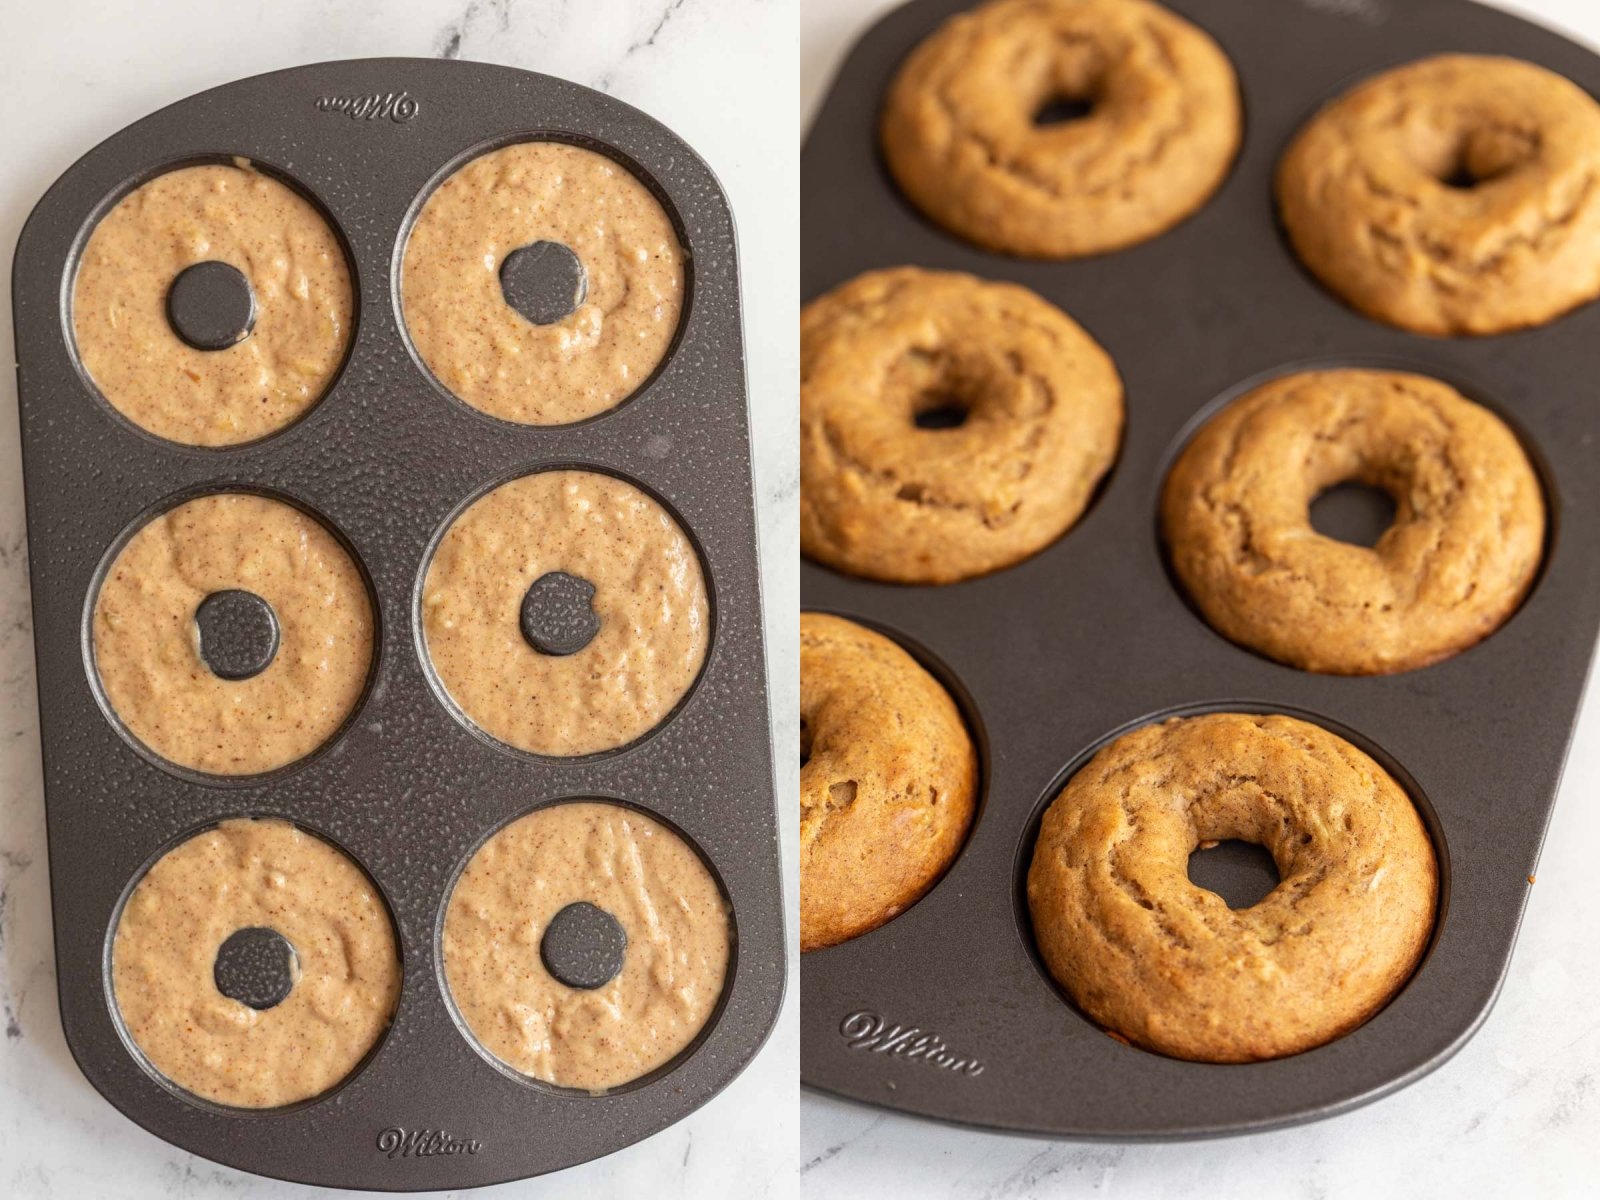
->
[1028, 712, 1437, 1062]
[1277, 54, 1600, 335]
[1162, 369, 1544, 676]
[801, 267, 1122, 583]
[800, 613, 977, 951]
[880, 0, 1241, 258]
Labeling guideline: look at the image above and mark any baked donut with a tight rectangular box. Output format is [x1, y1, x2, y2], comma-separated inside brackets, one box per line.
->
[402, 141, 684, 425]
[441, 801, 729, 1090]
[421, 469, 708, 756]
[800, 613, 978, 951]
[1162, 369, 1544, 675]
[72, 162, 352, 446]
[1277, 55, 1600, 335]
[1027, 712, 1437, 1062]
[881, 0, 1241, 258]
[801, 267, 1122, 583]
[111, 818, 400, 1107]
[92, 492, 374, 775]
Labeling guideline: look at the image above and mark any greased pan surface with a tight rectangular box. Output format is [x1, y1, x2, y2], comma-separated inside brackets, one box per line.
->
[13, 58, 782, 1189]
[800, 0, 1600, 1137]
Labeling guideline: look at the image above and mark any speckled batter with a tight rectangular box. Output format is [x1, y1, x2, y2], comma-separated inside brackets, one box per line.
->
[401, 142, 684, 425]
[421, 470, 708, 756]
[112, 818, 401, 1108]
[442, 801, 730, 1091]
[92, 493, 374, 775]
[72, 161, 353, 446]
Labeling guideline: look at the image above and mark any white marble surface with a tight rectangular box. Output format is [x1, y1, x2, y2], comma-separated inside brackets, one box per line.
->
[0, 1, 797, 1197]
[800, 1, 1600, 1197]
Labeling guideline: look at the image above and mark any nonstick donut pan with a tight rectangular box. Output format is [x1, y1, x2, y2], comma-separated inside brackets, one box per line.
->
[13, 58, 782, 1189]
[801, 0, 1600, 1139]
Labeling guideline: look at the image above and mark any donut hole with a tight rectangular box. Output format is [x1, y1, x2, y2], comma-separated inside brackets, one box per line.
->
[888, 346, 1000, 433]
[1186, 839, 1282, 910]
[1028, 49, 1103, 128]
[1427, 125, 1538, 190]
[1033, 94, 1096, 127]
[1309, 481, 1398, 548]
[913, 395, 971, 430]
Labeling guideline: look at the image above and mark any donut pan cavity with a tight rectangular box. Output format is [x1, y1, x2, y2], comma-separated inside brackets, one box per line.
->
[13, 59, 781, 1188]
[801, 0, 1600, 1138]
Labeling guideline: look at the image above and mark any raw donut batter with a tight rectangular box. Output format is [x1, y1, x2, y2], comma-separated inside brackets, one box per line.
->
[92, 492, 374, 775]
[401, 141, 684, 425]
[442, 801, 730, 1091]
[112, 818, 401, 1108]
[421, 469, 708, 756]
[72, 161, 353, 446]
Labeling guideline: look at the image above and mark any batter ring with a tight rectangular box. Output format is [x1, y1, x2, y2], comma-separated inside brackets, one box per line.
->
[1161, 369, 1545, 675]
[801, 267, 1123, 583]
[111, 818, 401, 1108]
[800, 613, 978, 951]
[91, 492, 375, 775]
[880, 0, 1242, 259]
[72, 161, 353, 446]
[1027, 712, 1437, 1063]
[401, 141, 685, 425]
[441, 801, 730, 1091]
[420, 469, 709, 756]
[1277, 55, 1600, 335]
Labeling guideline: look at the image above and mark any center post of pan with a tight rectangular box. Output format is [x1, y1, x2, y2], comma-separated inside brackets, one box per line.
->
[166, 260, 257, 351]
[540, 901, 628, 990]
[519, 571, 600, 656]
[499, 240, 588, 326]
[213, 926, 298, 1010]
[195, 589, 281, 680]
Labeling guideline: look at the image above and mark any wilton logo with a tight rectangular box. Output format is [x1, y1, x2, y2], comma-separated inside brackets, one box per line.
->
[377, 1127, 482, 1159]
[840, 1011, 984, 1076]
[315, 91, 420, 123]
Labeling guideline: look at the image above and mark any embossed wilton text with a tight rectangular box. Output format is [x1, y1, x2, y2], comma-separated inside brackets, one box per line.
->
[377, 1127, 482, 1158]
[315, 91, 419, 122]
[840, 1011, 984, 1076]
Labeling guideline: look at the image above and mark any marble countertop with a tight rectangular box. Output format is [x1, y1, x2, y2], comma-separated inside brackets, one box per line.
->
[800, 1, 1600, 1197]
[0, 1, 797, 1197]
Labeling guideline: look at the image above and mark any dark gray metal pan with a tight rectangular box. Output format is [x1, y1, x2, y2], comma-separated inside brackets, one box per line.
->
[13, 57, 782, 1189]
[800, 0, 1600, 1138]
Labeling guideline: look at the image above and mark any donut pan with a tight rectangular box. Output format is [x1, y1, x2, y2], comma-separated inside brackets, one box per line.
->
[12, 59, 782, 1189]
[801, 0, 1600, 1139]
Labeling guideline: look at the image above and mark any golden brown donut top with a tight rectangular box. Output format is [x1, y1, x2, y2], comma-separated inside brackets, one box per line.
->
[1162, 369, 1544, 675]
[1027, 713, 1437, 1062]
[881, 0, 1241, 258]
[800, 267, 1122, 584]
[1277, 54, 1600, 335]
[800, 613, 978, 952]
